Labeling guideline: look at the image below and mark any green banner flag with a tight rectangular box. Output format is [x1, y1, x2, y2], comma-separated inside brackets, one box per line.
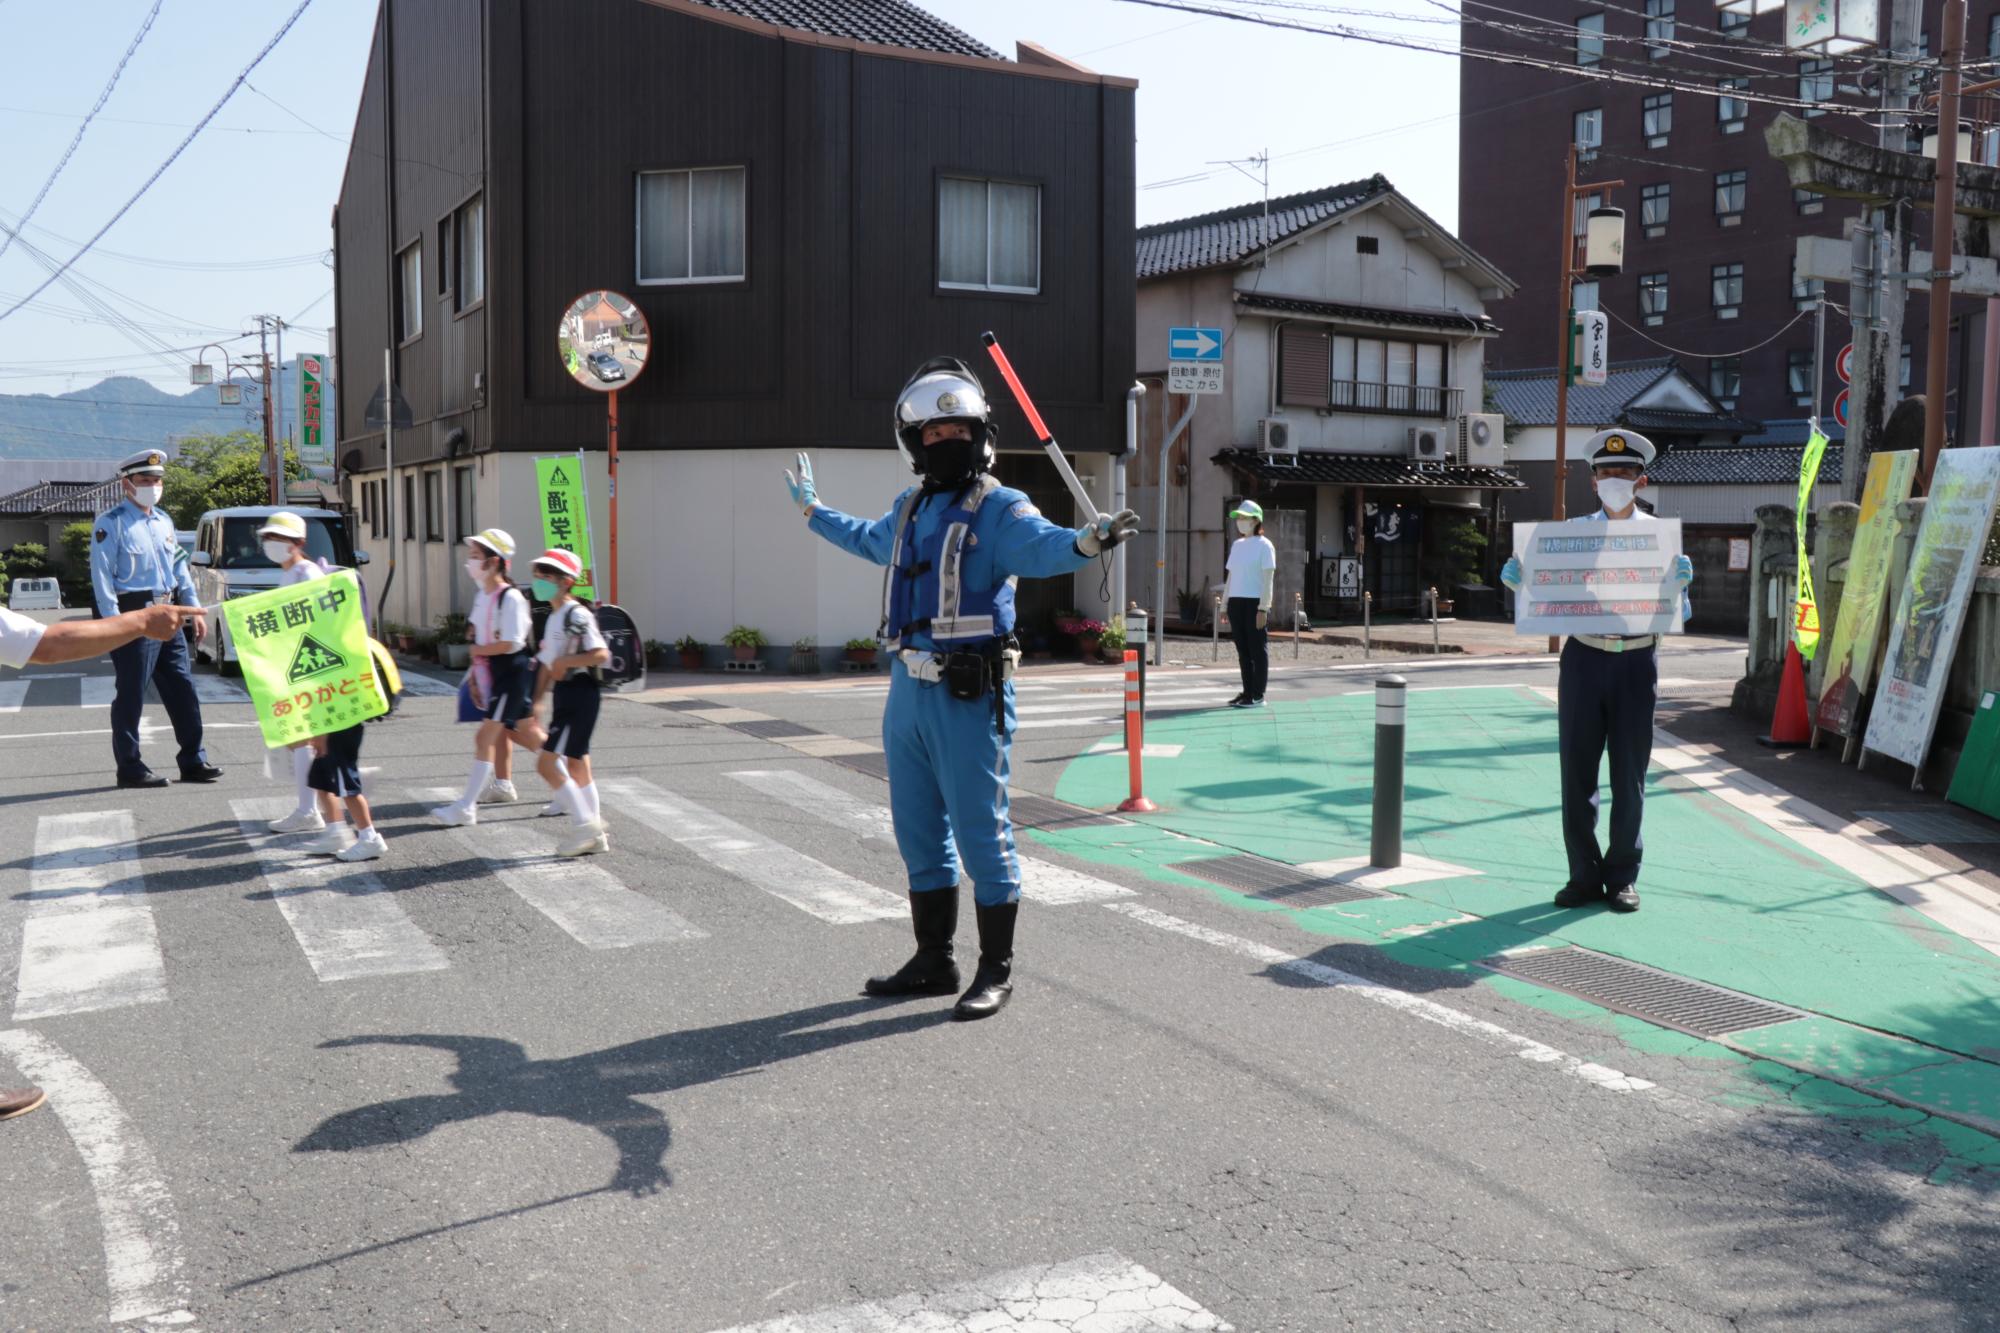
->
[535, 455, 596, 599]
[221, 570, 388, 747]
[1794, 427, 1831, 660]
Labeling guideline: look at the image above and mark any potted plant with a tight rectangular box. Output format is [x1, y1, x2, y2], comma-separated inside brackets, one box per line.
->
[1098, 616, 1127, 663]
[789, 637, 820, 674]
[674, 634, 704, 670]
[723, 625, 767, 663]
[644, 638, 670, 669]
[436, 611, 472, 669]
[414, 633, 440, 663]
[844, 636, 878, 667]
[388, 622, 416, 654]
[1075, 617, 1105, 660]
[1175, 588, 1202, 626]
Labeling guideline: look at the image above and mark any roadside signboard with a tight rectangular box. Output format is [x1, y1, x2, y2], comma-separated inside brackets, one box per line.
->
[1835, 343, 1853, 383]
[1862, 447, 2000, 775]
[1816, 450, 1918, 738]
[1167, 326, 1223, 395]
[221, 570, 388, 747]
[1510, 517, 1685, 638]
[297, 355, 330, 469]
[1573, 310, 1609, 386]
[535, 455, 597, 600]
[1834, 388, 1850, 428]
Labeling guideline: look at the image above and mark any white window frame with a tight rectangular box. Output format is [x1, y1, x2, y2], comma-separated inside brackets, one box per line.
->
[1639, 272, 1668, 326]
[1714, 169, 1747, 220]
[937, 176, 1043, 296]
[1641, 182, 1669, 236]
[1574, 107, 1604, 152]
[1642, 93, 1672, 147]
[635, 166, 748, 287]
[397, 240, 423, 344]
[455, 194, 485, 311]
[1711, 262, 1744, 319]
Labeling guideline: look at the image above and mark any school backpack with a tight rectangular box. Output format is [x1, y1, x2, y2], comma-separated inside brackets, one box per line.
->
[593, 604, 646, 691]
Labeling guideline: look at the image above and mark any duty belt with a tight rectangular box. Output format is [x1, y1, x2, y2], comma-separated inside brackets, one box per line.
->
[898, 648, 948, 683]
[1574, 633, 1657, 654]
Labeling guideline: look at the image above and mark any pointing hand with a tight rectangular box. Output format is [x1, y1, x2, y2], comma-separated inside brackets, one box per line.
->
[1500, 556, 1522, 591]
[137, 604, 202, 642]
[784, 453, 818, 516]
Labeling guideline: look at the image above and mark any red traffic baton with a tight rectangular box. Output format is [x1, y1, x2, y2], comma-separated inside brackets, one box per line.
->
[981, 331, 1101, 524]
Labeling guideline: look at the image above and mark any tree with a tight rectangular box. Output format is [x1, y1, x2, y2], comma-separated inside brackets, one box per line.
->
[5, 542, 51, 581]
[161, 431, 305, 528]
[61, 521, 93, 572]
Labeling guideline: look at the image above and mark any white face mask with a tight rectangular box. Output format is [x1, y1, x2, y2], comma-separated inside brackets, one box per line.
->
[1236, 518, 1256, 536]
[1596, 477, 1638, 511]
[132, 484, 163, 508]
[262, 541, 295, 565]
[465, 558, 491, 585]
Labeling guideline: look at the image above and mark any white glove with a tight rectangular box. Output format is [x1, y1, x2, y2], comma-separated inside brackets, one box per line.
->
[783, 453, 818, 516]
[1500, 556, 1522, 591]
[1673, 554, 1694, 589]
[1076, 509, 1140, 557]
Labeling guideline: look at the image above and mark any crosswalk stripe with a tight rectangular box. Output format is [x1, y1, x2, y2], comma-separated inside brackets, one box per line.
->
[727, 769, 1134, 905]
[0, 680, 26, 712]
[413, 789, 707, 949]
[80, 676, 116, 707]
[231, 798, 450, 982]
[1025, 689, 1235, 717]
[1011, 714, 1119, 731]
[598, 776, 905, 924]
[14, 810, 169, 1021]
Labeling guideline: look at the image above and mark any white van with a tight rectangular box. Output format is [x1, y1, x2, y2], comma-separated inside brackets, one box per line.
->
[189, 506, 368, 673]
[8, 578, 63, 611]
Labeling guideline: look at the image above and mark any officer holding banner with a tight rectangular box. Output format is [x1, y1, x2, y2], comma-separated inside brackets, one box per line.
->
[1502, 428, 1693, 914]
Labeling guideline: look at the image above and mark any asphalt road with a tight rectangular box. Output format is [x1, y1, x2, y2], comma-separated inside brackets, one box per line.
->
[4, 641, 1999, 1331]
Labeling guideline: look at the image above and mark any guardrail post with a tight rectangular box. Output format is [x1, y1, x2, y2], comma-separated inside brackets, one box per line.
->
[1117, 649, 1158, 813]
[1212, 592, 1222, 662]
[1127, 604, 1149, 747]
[1371, 674, 1406, 869]
[1293, 592, 1303, 659]
[1363, 590, 1372, 659]
[1429, 586, 1440, 654]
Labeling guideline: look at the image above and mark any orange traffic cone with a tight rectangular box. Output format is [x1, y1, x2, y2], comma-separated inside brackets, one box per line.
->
[1758, 642, 1812, 748]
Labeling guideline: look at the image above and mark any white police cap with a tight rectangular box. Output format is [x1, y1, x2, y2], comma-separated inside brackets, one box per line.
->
[1583, 428, 1656, 470]
[118, 449, 169, 477]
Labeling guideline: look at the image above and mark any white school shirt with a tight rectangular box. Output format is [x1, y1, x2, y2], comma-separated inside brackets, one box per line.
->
[0, 606, 46, 668]
[473, 584, 531, 650]
[536, 600, 607, 673]
[1224, 534, 1276, 600]
[278, 557, 323, 586]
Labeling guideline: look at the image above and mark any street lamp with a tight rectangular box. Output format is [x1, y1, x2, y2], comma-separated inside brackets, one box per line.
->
[1785, 0, 1881, 54]
[1716, 0, 1782, 13]
[1583, 206, 1626, 277]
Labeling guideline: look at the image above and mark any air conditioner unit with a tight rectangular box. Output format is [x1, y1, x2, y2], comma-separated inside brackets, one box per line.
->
[1257, 418, 1296, 456]
[1408, 426, 1447, 465]
[1458, 412, 1506, 467]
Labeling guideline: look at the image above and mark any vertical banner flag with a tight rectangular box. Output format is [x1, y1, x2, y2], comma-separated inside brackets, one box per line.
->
[221, 570, 389, 746]
[1862, 447, 2000, 774]
[1793, 427, 1831, 659]
[535, 455, 596, 600]
[297, 355, 328, 469]
[1814, 450, 1918, 738]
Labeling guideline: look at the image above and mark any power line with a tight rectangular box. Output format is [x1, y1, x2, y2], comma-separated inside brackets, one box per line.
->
[0, 0, 316, 329]
[1601, 302, 1815, 358]
[0, 0, 164, 268]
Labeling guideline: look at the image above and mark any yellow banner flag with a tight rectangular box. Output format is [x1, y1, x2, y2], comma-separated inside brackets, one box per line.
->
[220, 570, 389, 746]
[1794, 427, 1831, 659]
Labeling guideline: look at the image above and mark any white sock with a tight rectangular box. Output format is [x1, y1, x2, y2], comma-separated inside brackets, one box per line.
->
[581, 781, 601, 823]
[292, 749, 314, 813]
[553, 780, 588, 827]
[460, 760, 494, 808]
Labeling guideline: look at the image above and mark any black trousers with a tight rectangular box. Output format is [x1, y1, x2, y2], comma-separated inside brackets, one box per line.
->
[1227, 596, 1268, 700]
[108, 591, 207, 779]
[1557, 637, 1657, 890]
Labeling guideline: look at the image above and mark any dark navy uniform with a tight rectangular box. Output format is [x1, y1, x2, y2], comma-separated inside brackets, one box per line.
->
[89, 450, 217, 788]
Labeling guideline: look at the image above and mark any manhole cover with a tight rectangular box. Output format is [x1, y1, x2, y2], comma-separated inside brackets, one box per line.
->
[1484, 947, 1799, 1037]
[654, 699, 718, 712]
[729, 718, 819, 739]
[1170, 853, 1393, 906]
[1857, 808, 2000, 845]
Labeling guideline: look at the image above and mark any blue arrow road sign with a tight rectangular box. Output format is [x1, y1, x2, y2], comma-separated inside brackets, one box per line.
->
[1168, 327, 1222, 361]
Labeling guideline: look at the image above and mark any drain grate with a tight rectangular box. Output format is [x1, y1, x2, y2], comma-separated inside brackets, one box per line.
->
[1484, 947, 1799, 1037]
[1170, 853, 1392, 906]
[655, 699, 720, 712]
[728, 718, 820, 739]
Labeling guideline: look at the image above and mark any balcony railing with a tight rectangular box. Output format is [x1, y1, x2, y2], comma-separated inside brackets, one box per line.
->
[1326, 381, 1462, 419]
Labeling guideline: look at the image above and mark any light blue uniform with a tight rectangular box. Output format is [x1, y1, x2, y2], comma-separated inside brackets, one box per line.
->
[90, 497, 195, 617]
[810, 483, 1093, 906]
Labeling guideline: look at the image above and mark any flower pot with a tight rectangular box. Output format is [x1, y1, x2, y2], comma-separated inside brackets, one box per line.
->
[1077, 633, 1101, 660]
[442, 643, 471, 670]
[731, 643, 758, 663]
[395, 633, 415, 653]
[678, 651, 704, 670]
[789, 650, 819, 675]
[844, 648, 877, 667]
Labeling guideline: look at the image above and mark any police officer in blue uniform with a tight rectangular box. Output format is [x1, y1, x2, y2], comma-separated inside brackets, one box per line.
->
[1503, 428, 1692, 913]
[786, 356, 1140, 1019]
[91, 449, 221, 789]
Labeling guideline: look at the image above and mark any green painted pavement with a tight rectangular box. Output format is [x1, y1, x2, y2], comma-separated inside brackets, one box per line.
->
[1050, 687, 2000, 1074]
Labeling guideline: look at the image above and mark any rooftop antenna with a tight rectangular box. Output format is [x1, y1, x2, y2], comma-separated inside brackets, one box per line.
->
[1207, 149, 1271, 266]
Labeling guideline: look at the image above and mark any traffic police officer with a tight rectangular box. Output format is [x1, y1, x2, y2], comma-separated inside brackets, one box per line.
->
[786, 356, 1140, 1019]
[90, 449, 220, 789]
[1503, 428, 1692, 913]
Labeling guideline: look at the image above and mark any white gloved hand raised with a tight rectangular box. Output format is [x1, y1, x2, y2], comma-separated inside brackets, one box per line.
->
[784, 453, 818, 516]
[1500, 556, 1522, 591]
[1076, 509, 1140, 557]
[1673, 554, 1694, 589]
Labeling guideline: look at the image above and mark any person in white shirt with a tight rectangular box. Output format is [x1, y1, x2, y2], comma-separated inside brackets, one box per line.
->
[259, 513, 335, 834]
[431, 529, 537, 826]
[509, 549, 611, 857]
[1223, 499, 1277, 708]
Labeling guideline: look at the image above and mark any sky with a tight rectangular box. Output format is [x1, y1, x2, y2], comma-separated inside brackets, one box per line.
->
[0, 0, 1461, 401]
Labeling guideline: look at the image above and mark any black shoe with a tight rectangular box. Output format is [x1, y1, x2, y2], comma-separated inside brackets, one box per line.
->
[953, 901, 1018, 1021]
[1245, 697, 1266, 708]
[1608, 886, 1641, 913]
[1225, 693, 1248, 707]
[117, 770, 168, 790]
[178, 763, 223, 783]
[864, 889, 960, 997]
[1553, 882, 1605, 909]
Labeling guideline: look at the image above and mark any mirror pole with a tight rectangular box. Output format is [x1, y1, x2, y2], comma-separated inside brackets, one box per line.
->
[607, 389, 620, 605]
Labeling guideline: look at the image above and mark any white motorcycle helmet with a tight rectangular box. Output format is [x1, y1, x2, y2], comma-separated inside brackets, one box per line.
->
[893, 356, 996, 479]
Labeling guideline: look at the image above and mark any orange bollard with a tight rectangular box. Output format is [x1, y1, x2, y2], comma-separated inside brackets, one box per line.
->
[1117, 649, 1158, 812]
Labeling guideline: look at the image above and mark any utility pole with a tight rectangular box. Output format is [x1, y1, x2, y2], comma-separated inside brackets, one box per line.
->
[273, 316, 286, 498]
[256, 319, 278, 505]
[1921, 0, 1970, 489]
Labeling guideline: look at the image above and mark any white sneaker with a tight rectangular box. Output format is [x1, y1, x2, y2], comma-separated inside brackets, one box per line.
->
[269, 808, 326, 834]
[559, 822, 609, 857]
[478, 779, 519, 805]
[539, 800, 565, 818]
[301, 826, 356, 856]
[336, 831, 386, 862]
[429, 803, 477, 827]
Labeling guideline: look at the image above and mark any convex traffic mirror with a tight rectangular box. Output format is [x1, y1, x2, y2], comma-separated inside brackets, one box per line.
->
[559, 290, 650, 392]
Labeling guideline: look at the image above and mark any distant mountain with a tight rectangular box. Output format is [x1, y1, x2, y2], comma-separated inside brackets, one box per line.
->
[0, 360, 338, 475]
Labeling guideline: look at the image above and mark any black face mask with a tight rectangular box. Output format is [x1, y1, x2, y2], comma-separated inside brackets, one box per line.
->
[918, 437, 982, 490]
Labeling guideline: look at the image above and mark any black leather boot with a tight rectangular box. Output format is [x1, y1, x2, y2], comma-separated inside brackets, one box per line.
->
[952, 901, 1017, 1021]
[863, 889, 960, 997]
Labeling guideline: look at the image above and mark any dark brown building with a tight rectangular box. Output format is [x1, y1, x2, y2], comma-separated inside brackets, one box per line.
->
[332, 0, 1137, 645]
[1458, 0, 1986, 435]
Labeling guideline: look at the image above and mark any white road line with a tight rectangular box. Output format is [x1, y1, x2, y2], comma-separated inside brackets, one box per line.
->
[1104, 902, 1654, 1094]
[413, 789, 706, 949]
[598, 776, 905, 924]
[728, 769, 1134, 905]
[14, 811, 168, 1021]
[1012, 715, 1119, 732]
[1025, 690, 1236, 717]
[190, 675, 249, 704]
[0, 1029, 197, 1329]
[231, 797, 449, 982]
[0, 679, 28, 712]
[704, 1251, 1228, 1332]
[1085, 741, 1186, 758]
[81, 676, 117, 707]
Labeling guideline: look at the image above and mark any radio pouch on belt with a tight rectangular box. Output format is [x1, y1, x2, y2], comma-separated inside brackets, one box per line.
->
[943, 651, 989, 702]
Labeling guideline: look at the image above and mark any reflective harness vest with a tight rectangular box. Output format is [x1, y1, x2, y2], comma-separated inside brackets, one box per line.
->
[880, 475, 1017, 654]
